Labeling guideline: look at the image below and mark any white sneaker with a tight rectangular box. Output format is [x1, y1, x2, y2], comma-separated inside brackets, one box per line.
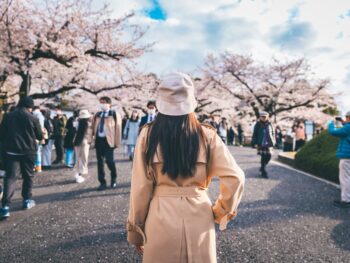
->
[74, 172, 79, 180]
[76, 175, 85, 183]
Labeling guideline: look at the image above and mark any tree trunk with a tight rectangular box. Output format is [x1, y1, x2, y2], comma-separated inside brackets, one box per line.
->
[19, 72, 31, 98]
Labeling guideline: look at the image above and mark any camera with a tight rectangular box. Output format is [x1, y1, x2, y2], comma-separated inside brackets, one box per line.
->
[335, 117, 343, 122]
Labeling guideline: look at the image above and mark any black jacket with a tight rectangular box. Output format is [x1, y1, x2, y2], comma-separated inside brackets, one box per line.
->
[53, 115, 67, 137]
[74, 119, 89, 146]
[0, 108, 43, 155]
[252, 121, 276, 147]
[64, 116, 77, 149]
[139, 114, 156, 132]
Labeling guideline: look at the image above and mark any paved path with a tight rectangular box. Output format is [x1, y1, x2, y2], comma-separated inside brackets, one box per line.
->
[0, 147, 349, 262]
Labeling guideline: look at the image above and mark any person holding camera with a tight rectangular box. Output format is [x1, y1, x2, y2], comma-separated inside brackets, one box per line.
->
[328, 112, 350, 208]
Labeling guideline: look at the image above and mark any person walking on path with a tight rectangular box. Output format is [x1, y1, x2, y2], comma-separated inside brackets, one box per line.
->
[208, 114, 220, 135]
[73, 110, 92, 184]
[91, 96, 122, 190]
[237, 123, 244, 146]
[33, 106, 45, 173]
[127, 72, 245, 263]
[252, 111, 276, 179]
[123, 110, 141, 161]
[139, 100, 157, 131]
[0, 97, 43, 220]
[218, 117, 228, 143]
[275, 126, 283, 149]
[42, 109, 54, 170]
[328, 112, 350, 208]
[295, 121, 306, 151]
[64, 110, 79, 168]
[227, 126, 235, 145]
[52, 106, 67, 164]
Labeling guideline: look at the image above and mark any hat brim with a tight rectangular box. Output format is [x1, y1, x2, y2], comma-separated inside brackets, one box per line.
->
[157, 98, 197, 116]
[79, 114, 91, 119]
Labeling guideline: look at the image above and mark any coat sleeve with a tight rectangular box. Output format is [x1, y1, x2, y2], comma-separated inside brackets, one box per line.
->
[127, 127, 154, 246]
[33, 117, 44, 141]
[207, 132, 245, 230]
[270, 123, 276, 145]
[115, 112, 122, 147]
[0, 114, 8, 142]
[123, 120, 130, 138]
[252, 122, 259, 146]
[328, 122, 350, 137]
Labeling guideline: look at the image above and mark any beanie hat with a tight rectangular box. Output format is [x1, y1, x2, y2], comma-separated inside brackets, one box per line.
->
[157, 72, 197, 116]
[17, 97, 34, 109]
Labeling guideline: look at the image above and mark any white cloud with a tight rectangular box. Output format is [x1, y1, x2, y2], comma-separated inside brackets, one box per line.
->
[105, 0, 350, 112]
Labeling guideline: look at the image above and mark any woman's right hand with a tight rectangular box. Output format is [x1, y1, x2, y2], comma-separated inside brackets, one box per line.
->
[135, 245, 144, 255]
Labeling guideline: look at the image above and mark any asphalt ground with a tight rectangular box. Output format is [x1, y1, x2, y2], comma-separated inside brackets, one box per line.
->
[0, 146, 349, 263]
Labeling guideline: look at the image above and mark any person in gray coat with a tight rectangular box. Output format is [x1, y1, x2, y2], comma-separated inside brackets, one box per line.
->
[123, 110, 141, 161]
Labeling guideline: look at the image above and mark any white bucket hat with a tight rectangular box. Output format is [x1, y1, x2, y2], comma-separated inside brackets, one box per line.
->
[157, 72, 197, 116]
[259, 111, 269, 117]
[79, 109, 91, 119]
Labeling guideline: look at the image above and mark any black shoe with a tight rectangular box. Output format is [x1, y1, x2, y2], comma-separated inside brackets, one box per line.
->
[261, 170, 268, 179]
[111, 182, 117, 189]
[52, 160, 62, 165]
[97, 184, 107, 191]
[333, 200, 350, 208]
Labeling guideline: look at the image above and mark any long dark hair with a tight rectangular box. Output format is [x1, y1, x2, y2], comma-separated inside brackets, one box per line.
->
[145, 112, 205, 180]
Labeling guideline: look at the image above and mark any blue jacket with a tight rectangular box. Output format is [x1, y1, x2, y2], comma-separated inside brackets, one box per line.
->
[328, 122, 350, 159]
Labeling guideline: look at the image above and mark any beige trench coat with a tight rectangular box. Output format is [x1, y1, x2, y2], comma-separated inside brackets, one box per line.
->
[127, 124, 245, 263]
[89, 111, 122, 148]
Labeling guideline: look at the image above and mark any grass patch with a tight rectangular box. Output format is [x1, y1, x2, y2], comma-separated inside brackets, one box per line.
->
[295, 131, 339, 184]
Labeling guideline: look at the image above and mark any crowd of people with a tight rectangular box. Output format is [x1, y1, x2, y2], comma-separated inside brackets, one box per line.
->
[0, 95, 124, 219]
[0, 72, 348, 262]
[0, 90, 311, 220]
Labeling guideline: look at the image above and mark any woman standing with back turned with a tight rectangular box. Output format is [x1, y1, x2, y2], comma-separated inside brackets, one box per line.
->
[127, 72, 245, 263]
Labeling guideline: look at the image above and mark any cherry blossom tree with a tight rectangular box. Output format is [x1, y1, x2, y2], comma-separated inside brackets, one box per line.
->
[0, 0, 152, 107]
[201, 52, 336, 124]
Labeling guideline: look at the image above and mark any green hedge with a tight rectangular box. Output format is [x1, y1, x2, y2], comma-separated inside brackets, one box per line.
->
[295, 131, 340, 184]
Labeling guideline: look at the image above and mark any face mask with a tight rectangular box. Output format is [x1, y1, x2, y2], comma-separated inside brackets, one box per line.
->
[148, 109, 156, 115]
[100, 104, 109, 112]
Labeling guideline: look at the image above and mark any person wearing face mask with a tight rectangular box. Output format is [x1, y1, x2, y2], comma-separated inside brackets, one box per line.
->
[52, 106, 67, 165]
[90, 96, 122, 191]
[139, 101, 157, 131]
[252, 111, 276, 179]
[123, 110, 141, 161]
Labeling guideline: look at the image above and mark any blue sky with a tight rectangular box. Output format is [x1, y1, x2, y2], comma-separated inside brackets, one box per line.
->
[145, 0, 167, 20]
[106, 0, 350, 112]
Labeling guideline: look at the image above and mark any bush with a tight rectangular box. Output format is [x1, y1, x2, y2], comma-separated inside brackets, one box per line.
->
[295, 131, 340, 184]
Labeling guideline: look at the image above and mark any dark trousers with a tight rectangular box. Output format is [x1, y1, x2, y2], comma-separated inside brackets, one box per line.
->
[96, 137, 117, 185]
[295, 139, 305, 151]
[2, 153, 35, 207]
[261, 153, 271, 171]
[54, 136, 64, 161]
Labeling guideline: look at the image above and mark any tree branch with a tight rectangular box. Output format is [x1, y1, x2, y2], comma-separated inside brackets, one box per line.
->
[31, 49, 77, 67]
